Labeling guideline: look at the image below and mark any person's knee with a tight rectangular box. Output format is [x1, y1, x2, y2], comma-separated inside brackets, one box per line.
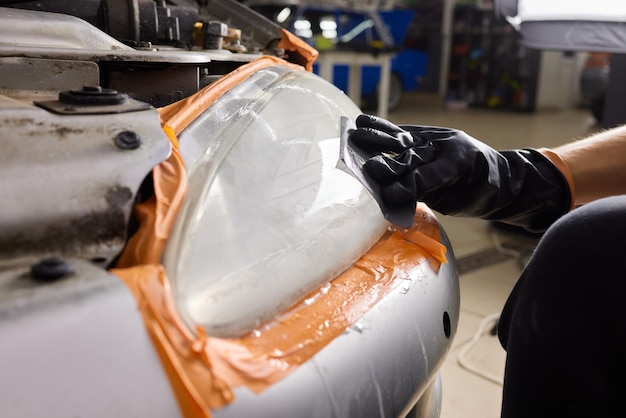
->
[537, 195, 626, 261]
[498, 196, 626, 348]
[511, 195, 626, 304]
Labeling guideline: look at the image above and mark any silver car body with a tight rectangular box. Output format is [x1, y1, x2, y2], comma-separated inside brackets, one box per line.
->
[0, 3, 459, 417]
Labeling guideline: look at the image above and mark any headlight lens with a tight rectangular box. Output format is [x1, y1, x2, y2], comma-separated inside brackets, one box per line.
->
[163, 65, 388, 337]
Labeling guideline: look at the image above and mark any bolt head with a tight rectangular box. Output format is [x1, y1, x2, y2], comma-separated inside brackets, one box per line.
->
[204, 21, 228, 36]
[114, 131, 141, 150]
[82, 85, 103, 92]
[31, 257, 74, 282]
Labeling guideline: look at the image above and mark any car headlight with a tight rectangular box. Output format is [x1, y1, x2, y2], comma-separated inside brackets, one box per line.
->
[163, 65, 389, 338]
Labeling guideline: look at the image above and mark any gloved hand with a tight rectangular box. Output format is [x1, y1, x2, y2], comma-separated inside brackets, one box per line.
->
[348, 114, 573, 232]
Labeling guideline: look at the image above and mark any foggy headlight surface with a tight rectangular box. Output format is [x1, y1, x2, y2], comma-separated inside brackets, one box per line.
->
[163, 65, 389, 338]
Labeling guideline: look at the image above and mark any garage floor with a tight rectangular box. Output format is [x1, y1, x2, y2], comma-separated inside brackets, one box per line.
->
[386, 92, 599, 418]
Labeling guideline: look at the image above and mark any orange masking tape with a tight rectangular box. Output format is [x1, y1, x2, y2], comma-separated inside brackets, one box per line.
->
[111, 217, 445, 415]
[159, 56, 304, 136]
[401, 203, 447, 264]
[277, 28, 319, 72]
[115, 125, 186, 267]
[110, 55, 447, 417]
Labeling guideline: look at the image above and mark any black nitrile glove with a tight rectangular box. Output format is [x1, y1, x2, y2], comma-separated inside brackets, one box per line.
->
[348, 114, 572, 232]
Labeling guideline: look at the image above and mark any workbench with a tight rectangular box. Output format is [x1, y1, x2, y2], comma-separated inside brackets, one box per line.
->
[316, 50, 395, 119]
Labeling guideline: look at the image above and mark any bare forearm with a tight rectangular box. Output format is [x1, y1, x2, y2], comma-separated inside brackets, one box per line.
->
[555, 125, 626, 205]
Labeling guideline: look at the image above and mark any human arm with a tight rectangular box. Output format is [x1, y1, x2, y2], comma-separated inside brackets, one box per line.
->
[347, 114, 572, 232]
[554, 125, 626, 205]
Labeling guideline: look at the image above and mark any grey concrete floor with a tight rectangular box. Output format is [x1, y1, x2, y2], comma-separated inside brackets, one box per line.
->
[384, 92, 599, 418]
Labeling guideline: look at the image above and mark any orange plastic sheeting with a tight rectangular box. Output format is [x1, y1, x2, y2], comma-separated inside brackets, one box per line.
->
[277, 28, 319, 72]
[158, 56, 305, 136]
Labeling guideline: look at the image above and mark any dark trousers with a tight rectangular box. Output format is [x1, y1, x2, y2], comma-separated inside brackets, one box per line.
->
[497, 195, 626, 417]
